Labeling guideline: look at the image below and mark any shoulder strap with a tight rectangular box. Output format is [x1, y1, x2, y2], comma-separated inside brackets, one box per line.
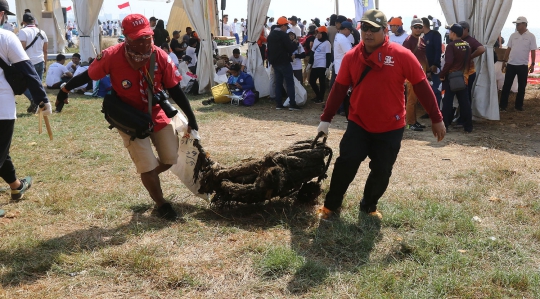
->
[25, 30, 43, 50]
[353, 65, 372, 89]
[146, 52, 156, 118]
[0, 57, 10, 70]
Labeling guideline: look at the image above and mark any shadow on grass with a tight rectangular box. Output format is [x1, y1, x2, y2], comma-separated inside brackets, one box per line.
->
[184, 199, 382, 294]
[0, 212, 170, 287]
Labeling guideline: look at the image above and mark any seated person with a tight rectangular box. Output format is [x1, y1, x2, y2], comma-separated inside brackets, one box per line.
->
[71, 58, 94, 93]
[182, 55, 196, 75]
[66, 53, 81, 72]
[216, 59, 229, 76]
[161, 42, 179, 68]
[45, 54, 73, 89]
[185, 38, 198, 73]
[227, 63, 254, 96]
[229, 48, 246, 72]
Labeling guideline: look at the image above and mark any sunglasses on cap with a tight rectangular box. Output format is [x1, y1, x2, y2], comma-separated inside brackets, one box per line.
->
[413, 25, 424, 29]
[360, 23, 382, 32]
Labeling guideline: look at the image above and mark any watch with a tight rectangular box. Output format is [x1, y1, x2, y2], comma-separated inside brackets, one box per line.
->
[60, 83, 69, 93]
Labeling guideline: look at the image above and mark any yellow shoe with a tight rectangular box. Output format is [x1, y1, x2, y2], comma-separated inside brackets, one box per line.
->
[367, 210, 383, 220]
[317, 206, 338, 221]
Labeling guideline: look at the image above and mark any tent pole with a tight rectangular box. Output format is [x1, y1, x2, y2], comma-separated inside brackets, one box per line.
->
[221, 10, 223, 36]
[375, 0, 379, 9]
[335, 0, 339, 15]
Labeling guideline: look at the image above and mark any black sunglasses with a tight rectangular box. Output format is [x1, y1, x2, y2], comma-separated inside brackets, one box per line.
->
[413, 25, 424, 29]
[360, 23, 382, 32]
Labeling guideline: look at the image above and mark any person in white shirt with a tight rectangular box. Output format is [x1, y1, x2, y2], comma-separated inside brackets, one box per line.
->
[220, 15, 233, 37]
[288, 32, 306, 82]
[233, 18, 242, 44]
[0, 3, 52, 215]
[70, 60, 92, 93]
[185, 38, 198, 73]
[267, 17, 274, 28]
[428, 15, 440, 31]
[160, 43, 179, 68]
[65, 53, 81, 73]
[309, 26, 332, 104]
[388, 17, 408, 45]
[45, 54, 73, 89]
[215, 59, 229, 76]
[2, 20, 13, 31]
[333, 21, 353, 76]
[229, 48, 244, 64]
[288, 16, 302, 37]
[500, 16, 537, 111]
[18, 12, 48, 113]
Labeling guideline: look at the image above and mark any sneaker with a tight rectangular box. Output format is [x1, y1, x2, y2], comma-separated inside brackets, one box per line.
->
[27, 103, 38, 114]
[367, 210, 383, 220]
[289, 105, 302, 111]
[453, 123, 464, 129]
[276, 105, 286, 110]
[202, 98, 214, 106]
[11, 176, 32, 200]
[407, 124, 423, 131]
[317, 206, 339, 221]
[155, 202, 178, 221]
[312, 98, 324, 104]
[414, 122, 426, 129]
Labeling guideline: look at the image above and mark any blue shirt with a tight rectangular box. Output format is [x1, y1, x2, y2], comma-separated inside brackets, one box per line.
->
[423, 30, 442, 68]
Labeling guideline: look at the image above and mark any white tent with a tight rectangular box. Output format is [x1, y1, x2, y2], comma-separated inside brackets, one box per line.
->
[73, 0, 103, 62]
[439, 0, 513, 120]
[181, 0, 214, 94]
[246, 0, 271, 97]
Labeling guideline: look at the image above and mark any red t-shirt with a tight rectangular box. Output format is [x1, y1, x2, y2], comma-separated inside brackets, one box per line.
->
[88, 43, 182, 131]
[331, 38, 426, 133]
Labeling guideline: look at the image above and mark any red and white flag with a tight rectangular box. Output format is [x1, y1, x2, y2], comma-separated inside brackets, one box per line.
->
[118, 2, 130, 9]
[66, 6, 72, 12]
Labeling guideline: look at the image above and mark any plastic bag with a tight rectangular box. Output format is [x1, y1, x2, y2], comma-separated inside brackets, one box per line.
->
[169, 114, 208, 200]
[282, 76, 307, 107]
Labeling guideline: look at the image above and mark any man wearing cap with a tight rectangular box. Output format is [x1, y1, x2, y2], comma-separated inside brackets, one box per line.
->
[388, 17, 408, 45]
[428, 15, 440, 31]
[0, 0, 52, 217]
[333, 21, 353, 79]
[335, 15, 355, 45]
[403, 18, 429, 131]
[500, 16, 537, 112]
[422, 17, 443, 109]
[440, 24, 472, 133]
[311, 18, 321, 28]
[316, 9, 445, 221]
[453, 21, 485, 125]
[170, 30, 186, 59]
[288, 16, 302, 38]
[18, 12, 48, 114]
[267, 16, 302, 111]
[54, 14, 199, 221]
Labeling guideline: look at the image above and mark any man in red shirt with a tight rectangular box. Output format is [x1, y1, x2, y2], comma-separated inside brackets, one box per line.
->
[316, 9, 445, 221]
[56, 14, 199, 221]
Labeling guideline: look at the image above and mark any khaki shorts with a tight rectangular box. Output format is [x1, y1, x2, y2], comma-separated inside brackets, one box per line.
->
[118, 122, 179, 174]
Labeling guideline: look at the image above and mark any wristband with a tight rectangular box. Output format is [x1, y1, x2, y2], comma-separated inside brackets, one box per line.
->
[60, 83, 69, 93]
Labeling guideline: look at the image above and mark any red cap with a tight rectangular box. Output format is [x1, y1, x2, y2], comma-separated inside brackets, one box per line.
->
[122, 14, 154, 40]
[317, 26, 327, 33]
[276, 17, 290, 26]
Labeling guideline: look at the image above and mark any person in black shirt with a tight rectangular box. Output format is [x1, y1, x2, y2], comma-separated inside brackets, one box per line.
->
[170, 30, 186, 59]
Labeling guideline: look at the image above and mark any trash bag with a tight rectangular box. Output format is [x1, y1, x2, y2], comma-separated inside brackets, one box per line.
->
[283, 76, 307, 107]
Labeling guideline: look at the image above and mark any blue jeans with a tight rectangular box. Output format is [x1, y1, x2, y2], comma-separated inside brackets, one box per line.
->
[242, 34, 247, 44]
[234, 33, 240, 44]
[23, 61, 45, 103]
[273, 63, 296, 107]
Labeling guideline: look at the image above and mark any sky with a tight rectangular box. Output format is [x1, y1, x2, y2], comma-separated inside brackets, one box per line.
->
[5, 0, 540, 29]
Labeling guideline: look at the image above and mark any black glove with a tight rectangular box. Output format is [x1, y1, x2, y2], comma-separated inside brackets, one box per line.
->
[56, 89, 68, 105]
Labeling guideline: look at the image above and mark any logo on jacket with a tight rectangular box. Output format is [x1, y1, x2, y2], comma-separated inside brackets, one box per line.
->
[121, 80, 132, 89]
[384, 56, 395, 66]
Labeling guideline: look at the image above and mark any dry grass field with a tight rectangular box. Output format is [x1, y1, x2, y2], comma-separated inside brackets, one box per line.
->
[0, 82, 539, 298]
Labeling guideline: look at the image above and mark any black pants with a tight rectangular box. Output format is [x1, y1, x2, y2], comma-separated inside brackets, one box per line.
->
[309, 67, 327, 101]
[442, 81, 472, 132]
[500, 64, 528, 109]
[324, 121, 404, 213]
[0, 120, 17, 184]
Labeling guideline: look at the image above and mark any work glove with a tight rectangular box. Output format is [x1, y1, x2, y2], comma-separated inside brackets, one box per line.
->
[305, 63, 312, 72]
[317, 121, 330, 137]
[37, 102, 52, 116]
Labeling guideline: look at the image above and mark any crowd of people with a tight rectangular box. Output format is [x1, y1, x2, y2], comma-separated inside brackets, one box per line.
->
[0, 0, 537, 222]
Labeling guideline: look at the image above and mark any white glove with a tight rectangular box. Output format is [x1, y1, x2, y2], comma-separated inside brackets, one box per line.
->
[325, 67, 330, 77]
[305, 63, 312, 72]
[317, 121, 330, 136]
[37, 102, 52, 116]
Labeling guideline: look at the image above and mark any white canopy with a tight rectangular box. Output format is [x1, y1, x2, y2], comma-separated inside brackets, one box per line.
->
[246, 0, 271, 97]
[73, 0, 103, 62]
[182, 0, 214, 93]
[440, 0, 513, 120]
[354, 0, 375, 24]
